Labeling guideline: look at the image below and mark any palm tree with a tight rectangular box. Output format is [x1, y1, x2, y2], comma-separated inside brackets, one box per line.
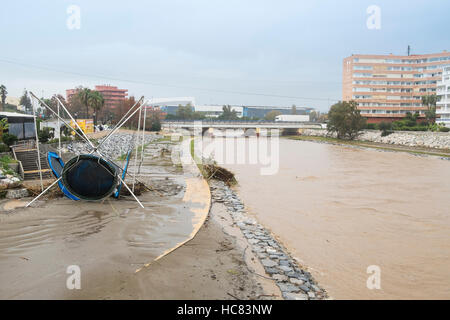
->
[0, 85, 7, 111]
[88, 91, 104, 126]
[421, 94, 438, 124]
[78, 88, 92, 118]
[291, 104, 297, 115]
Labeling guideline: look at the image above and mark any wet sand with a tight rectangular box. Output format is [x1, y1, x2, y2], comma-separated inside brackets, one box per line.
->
[68, 202, 278, 300]
[0, 135, 276, 299]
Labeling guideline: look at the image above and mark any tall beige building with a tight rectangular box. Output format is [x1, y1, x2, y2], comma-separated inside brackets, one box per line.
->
[343, 51, 450, 123]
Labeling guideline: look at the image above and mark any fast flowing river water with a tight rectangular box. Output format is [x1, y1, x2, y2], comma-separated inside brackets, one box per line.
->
[201, 137, 450, 299]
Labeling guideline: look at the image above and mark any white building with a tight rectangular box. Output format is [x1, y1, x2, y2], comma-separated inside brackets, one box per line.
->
[194, 105, 243, 118]
[437, 66, 450, 127]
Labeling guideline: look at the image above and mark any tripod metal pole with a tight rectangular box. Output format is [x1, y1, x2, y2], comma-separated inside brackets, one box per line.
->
[139, 102, 148, 174]
[96, 100, 147, 149]
[118, 175, 144, 208]
[30, 94, 43, 191]
[26, 177, 62, 207]
[97, 96, 144, 147]
[53, 96, 96, 150]
[29, 92, 92, 148]
[57, 103, 61, 157]
[132, 106, 142, 192]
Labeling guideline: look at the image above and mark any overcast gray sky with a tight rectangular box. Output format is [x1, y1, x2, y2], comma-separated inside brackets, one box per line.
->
[1, 0, 449, 111]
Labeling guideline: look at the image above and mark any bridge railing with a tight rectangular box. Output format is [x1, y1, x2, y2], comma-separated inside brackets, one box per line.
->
[161, 120, 323, 126]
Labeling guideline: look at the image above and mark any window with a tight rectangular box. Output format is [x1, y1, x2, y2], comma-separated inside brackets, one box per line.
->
[353, 65, 373, 70]
[353, 73, 372, 78]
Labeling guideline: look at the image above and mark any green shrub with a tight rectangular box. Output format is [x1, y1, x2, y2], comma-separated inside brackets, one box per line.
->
[150, 121, 161, 132]
[1, 133, 18, 146]
[439, 126, 450, 132]
[0, 155, 16, 164]
[365, 123, 377, 130]
[0, 143, 9, 152]
[378, 121, 392, 131]
[376, 122, 393, 136]
[38, 127, 53, 143]
[47, 136, 72, 144]
[60, 126, 71, 137]
[74, 128, 84, 141]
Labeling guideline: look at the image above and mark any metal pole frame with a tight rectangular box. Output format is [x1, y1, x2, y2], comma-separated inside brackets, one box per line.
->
[30, 94, 43, 191]
[26, 176, 62, 207]
[96, 99, 146, 150]
[29, 92, 93, 148]
[96, 96, 144, 149]
[57, 103, 61, 157]
[25, 93, 148, 209]
[53, 96, 96, 150]
[132, 105, 142, 192]
[138, 101, 148, 174]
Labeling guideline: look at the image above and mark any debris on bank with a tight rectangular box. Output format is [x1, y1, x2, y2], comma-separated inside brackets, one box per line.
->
[198, 156, 237, 186]
[202, 163, 237, 186]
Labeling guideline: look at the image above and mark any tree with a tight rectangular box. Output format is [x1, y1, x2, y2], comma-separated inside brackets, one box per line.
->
[19, 90, 32, 114]
[40, 98, 54, 118]
[318, 113, 328, 122]
[265, 110, 282, 121]
[378, 121, 393, 136]
[309, 110, 319, 122]
[78, 87, 92, 118]
[0, 118, 9, 138]
[68, 90, 85, 117]
[88, 91, 104, 126]
[421, 94, 438, 124]
[148, 109, 162, 131]
[291, 104, 297, 115]
[114, 96, 137, 127]
[38, 127, 53, 143]
[0, 85, 7, 111]
[218, 105, 238, 120]
[176, 104, 195, 119]
[2, 133, 18, 146]
[327, 100, 366, 140]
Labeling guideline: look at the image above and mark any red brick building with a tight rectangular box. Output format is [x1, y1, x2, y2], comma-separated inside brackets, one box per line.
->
[93, 85, 128, 111]
[66, 85, 128, 111]
[66, 85, 128, 122]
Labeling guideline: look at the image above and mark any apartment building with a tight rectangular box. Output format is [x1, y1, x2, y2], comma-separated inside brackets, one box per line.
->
[66, 85, 128, 111]
[343, 51, 450, 123]
[437, 66, 450, 127]
[93, 85, 128, 110]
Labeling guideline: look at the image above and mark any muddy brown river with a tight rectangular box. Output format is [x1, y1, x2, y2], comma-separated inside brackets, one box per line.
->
[202, 137, 450, 299]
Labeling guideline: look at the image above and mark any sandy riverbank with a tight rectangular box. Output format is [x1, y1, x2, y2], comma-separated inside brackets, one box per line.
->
[71, 200, 280, 300]
[0, 133, 282, 300]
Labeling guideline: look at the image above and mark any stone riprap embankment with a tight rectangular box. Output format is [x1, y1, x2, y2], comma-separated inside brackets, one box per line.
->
[0, 169, 25, 199]
[67, 132, 157, 159]
[300, 129, 450, 149]
[210, 180, 328, 300]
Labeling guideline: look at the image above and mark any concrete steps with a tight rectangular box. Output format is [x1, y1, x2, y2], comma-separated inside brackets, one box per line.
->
[13, 148, 52, 180]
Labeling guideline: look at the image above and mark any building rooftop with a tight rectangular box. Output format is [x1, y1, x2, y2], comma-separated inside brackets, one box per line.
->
[0, 112, 35, 118]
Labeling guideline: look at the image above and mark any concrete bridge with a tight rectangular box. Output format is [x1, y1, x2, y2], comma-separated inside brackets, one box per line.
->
[161, 120, 324, 130]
